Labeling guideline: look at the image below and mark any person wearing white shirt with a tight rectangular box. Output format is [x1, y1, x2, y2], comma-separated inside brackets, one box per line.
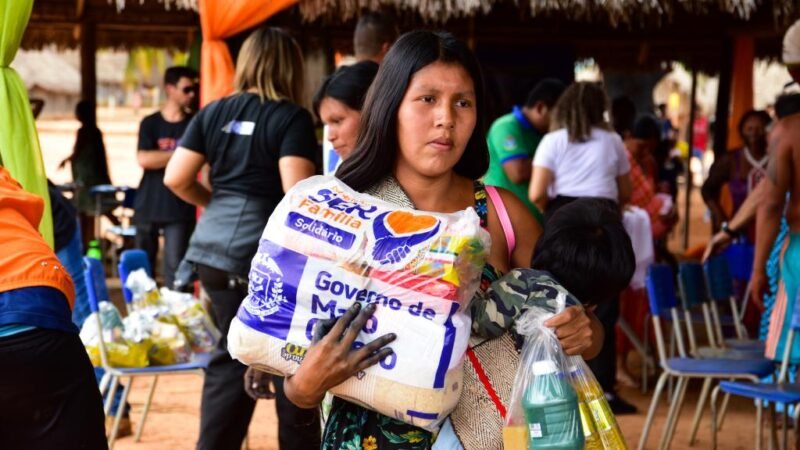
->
[528, 81, 636, 415]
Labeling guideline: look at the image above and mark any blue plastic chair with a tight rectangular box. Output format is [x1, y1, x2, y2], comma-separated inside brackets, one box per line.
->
[679, 262, 763, 360]
[711, 290, 800, 450]
[724, 241, 755, 282]
[84, 257, 208, 449]
[638, 265, 775, 450]
[705, 255, 764, 350]
[119, 249, 152, 305]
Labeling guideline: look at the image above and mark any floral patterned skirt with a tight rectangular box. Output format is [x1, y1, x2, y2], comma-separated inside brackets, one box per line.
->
[322, 398, 432, 450]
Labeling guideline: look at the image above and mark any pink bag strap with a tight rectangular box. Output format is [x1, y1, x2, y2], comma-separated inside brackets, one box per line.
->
[485, 185, 516, 257]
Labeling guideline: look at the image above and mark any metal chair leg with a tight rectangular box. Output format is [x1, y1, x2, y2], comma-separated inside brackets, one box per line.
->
[710, 385, 721, 450]
[638, 372, 669, 450]
[689, 378, 713, 445]
[104, 375, 119, 417]
[109, 377, 133, 450]
[717, 391, 732, 430]
[781, 404, 788, 450]
[661, 377, 690, 450]
[757, 401, 764, 450]
[134, 376, 158, 442]
[770, 402, 778, 450]
[643, 317, 650, 394]
[98, 371, 111, 397]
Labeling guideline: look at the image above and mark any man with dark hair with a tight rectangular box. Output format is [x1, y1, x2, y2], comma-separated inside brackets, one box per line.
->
[353, 12, 399, 63]
[484, 78, 566, 224]
[134, 66, 198, 288]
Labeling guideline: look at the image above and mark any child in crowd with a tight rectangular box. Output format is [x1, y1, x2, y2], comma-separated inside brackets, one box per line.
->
[435, 198, 635, 449]
[472, 197, 636, 341]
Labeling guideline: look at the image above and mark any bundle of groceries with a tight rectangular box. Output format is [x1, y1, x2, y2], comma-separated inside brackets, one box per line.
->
[503, 296, 627, 450]
[227, 176, 490, 431]
[80, 270, 220, 368]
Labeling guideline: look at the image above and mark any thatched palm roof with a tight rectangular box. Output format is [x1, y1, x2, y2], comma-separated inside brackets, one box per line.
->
[23, 0, 198, 50]
[297, 0, 797, 24]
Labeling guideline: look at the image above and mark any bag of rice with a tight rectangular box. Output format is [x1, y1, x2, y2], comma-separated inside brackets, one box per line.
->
[228, 176, 490, 431]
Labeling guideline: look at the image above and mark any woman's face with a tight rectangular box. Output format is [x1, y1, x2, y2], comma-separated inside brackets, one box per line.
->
[320, 97, 361, 160]
[740, 116, 767, 150]
[395, 62, 477, 178]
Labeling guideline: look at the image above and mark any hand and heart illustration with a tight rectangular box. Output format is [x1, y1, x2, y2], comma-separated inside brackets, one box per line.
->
[371, 211, 441, 265]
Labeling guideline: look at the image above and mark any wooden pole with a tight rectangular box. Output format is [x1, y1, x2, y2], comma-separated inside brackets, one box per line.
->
[80, 17, 96, 112]
[713, 37, 733, 159]
[683, 68, 698, 250]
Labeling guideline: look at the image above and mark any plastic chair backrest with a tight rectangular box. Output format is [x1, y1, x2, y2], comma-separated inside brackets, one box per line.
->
[119, 249, 152, 303]
[724, 242, 755, 282]
[703, 255, 734, 302]
[83, 256, 107, 313]
[646, 264, 678, 317]
[678, 262, 707, 309]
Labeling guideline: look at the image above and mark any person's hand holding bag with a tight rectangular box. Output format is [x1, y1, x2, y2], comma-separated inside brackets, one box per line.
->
[283, 302, 397, 408]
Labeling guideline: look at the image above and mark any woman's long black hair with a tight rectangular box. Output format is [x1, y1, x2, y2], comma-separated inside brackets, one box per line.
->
[335, 30, 489, 192]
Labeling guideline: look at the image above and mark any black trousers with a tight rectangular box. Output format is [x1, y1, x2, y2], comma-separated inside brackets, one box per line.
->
[586, 296, 620, 394]
[135, 221, 194, 289]
[196, 265, 321, 450]
[0, 329, 107, 450]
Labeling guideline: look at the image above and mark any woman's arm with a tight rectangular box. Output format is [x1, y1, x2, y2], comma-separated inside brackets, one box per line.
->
[493, 188, 542, 269]
[529, 166, 554, 212]
[164, 147, 211, 207]
[279, 156, 316, 193]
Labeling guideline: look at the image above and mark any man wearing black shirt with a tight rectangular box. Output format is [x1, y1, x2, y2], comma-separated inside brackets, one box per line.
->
[134, 66, 198, 288]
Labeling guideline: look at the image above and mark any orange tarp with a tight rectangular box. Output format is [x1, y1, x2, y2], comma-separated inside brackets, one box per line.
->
[726, 35, 754, 151]
[198, 0, 298, 107]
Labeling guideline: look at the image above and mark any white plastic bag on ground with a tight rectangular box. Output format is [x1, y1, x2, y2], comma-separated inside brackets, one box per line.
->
[228, 176, 490, 430]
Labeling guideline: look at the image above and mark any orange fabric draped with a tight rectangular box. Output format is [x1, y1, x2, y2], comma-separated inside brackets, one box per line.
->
[198, 0, 298, 107]
[726, 35, 754, 151]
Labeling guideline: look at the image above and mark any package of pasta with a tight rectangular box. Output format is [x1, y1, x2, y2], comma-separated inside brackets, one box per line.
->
[228, 175, 490, 431]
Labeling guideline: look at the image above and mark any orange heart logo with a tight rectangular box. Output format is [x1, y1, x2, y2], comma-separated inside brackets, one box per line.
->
[385, 211, 438, 235]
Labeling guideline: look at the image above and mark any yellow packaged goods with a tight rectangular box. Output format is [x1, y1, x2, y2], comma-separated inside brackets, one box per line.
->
[567, 356, 628, 449]
[80, 302, 150, 368]
[227, 176, 490, 431]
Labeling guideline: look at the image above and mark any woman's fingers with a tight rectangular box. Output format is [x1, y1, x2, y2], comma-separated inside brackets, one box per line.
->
[355, 348, 395, 372]
[325, 302, 361, 343]
[341, 303, 377, 347]
[312, 317, 339, 345]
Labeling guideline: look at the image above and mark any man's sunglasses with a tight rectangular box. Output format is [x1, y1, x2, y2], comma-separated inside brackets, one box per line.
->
[182, 85, 198, 95]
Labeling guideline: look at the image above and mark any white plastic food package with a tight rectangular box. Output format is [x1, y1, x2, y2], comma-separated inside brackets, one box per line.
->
[228, 176, 490, 430]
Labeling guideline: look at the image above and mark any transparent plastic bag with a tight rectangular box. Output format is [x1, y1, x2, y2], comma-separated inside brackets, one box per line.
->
[81, 302, 150, 368]
[125, 269, 162, 309]
[567, 356, 628, 449]
[161, 288, 220, 352]
[504, 300, 584, 450]
[123, 310, 192, 365]
[227, 175, 490, 430]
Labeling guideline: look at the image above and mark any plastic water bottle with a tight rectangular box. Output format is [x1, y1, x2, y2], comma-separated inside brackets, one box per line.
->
[86, 240, 102, 260]
[569, 364, 628, 449]
[568, 365, 604, 449]
[522, 360, 584, 450]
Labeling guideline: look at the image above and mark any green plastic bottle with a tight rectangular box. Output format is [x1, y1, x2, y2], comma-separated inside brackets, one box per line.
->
[522, 360, 584, 450]
[86, 240, 102, 260]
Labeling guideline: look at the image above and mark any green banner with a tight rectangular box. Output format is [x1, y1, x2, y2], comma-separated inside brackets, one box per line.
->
[0, 0, 53, 247]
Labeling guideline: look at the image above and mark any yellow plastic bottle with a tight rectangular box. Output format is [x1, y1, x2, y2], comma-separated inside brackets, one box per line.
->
[502, 425, 529, 450]
[569, 364, 629, 449]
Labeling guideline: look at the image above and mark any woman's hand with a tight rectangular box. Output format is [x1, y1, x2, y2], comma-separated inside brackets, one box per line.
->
[544, 306, 598, 357]
[284, 302, 397, 409]
[243, 367, 275, 400]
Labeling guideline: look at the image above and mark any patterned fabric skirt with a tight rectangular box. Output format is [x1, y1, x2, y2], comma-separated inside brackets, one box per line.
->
[765, 232, 800, 362]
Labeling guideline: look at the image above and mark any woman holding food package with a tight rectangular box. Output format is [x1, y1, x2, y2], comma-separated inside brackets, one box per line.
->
[163, 27, 321, 450]
[241, 31, 604, 449]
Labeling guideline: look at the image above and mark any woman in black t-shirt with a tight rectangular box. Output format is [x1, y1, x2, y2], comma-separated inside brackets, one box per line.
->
[163, 26, 320, 450]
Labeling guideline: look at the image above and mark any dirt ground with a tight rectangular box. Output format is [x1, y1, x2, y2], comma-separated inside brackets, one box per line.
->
[37, 108, 765, 450]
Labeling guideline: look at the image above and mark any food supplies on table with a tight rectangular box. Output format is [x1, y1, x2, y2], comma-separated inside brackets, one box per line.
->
[228, 176, 490, 431]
